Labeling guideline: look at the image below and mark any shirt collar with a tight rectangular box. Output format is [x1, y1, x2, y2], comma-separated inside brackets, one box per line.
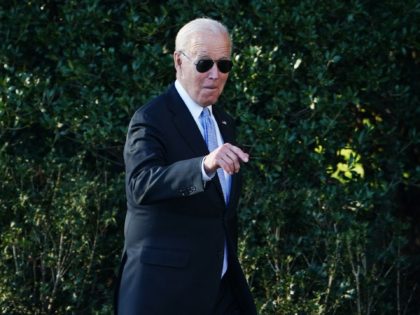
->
[175, 80, 213, 122]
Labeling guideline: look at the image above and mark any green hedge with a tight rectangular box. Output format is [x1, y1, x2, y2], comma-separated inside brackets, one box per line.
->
[1, 1, 419, 314]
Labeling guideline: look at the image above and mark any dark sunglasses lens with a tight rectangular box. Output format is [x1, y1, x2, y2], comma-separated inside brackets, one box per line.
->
[195, 59, 233, 73]
[196, 60, 214, 73]
[217, 60, 233, 73]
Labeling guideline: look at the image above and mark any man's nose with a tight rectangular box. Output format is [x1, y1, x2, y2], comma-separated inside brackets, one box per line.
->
[208, 62, 219, 79]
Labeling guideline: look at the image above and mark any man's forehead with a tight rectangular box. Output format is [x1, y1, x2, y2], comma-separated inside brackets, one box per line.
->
[188, 32, 231, 55]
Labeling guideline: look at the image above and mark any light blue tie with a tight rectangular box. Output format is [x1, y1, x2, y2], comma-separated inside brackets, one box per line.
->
[200, 107, 230, 204]
[201, 107, 230, 277]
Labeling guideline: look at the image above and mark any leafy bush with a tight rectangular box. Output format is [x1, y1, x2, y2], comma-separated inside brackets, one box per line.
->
[1, 1, 419, 314]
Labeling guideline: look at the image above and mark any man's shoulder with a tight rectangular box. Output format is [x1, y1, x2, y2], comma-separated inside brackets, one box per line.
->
[132, 84, 178, 119]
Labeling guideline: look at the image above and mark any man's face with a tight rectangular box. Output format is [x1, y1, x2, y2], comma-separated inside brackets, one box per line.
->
[174, 31, 231, 107]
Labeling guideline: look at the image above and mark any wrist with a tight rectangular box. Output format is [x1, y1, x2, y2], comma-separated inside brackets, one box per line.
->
[201, 156, 216, 180]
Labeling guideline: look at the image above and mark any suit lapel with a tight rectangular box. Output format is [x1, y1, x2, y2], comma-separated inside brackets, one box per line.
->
[213, 107, 234, 145]
[213, 107, 239, 208]
[167, 85, 209, 156]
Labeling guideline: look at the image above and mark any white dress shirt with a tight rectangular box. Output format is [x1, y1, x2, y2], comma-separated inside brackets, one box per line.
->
[174, 80, 229, 277]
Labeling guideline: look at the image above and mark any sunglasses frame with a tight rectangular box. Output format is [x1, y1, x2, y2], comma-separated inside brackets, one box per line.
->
[179, 51, 233, 74]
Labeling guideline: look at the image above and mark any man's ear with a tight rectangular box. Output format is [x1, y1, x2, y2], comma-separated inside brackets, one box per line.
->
[174, 52, 184, 78]
[174, 52, 182, 69]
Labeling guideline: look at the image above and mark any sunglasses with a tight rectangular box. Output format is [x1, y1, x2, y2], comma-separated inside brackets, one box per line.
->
[180, 51, 233, 74]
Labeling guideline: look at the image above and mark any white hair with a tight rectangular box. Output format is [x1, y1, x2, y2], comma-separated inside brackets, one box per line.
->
[175, 18, 232, 54]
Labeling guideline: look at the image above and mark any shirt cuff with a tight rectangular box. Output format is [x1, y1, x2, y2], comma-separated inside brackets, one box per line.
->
[201, 157, 216, 181]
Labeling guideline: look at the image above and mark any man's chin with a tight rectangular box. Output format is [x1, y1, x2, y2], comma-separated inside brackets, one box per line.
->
[198, 93, 221, 106]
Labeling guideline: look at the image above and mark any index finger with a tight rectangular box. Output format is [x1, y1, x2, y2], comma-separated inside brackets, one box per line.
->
[230, 145, 249, 163]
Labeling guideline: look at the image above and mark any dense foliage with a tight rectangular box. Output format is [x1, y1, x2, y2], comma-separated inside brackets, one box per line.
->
[1, 1, 419, 314]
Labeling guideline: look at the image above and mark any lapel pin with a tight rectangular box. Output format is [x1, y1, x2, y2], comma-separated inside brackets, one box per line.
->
[222, 120, 227, 125]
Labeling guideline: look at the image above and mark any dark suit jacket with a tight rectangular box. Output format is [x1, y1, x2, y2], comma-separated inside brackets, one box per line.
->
[115, 84, 257, 315]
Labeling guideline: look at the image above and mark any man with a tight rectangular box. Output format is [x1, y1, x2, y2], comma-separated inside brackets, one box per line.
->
[115, 18, 257, 315]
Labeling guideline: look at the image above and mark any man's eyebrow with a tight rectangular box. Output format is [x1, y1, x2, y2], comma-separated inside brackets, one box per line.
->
[196, 54, 231, 60]
[194, 52, 210, 58]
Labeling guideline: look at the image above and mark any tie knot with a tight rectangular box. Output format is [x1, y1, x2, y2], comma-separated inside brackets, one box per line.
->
[201, 107, 211, 118]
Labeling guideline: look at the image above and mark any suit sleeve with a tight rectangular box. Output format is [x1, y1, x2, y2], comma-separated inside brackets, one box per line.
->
[124, 110, 205, 205]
